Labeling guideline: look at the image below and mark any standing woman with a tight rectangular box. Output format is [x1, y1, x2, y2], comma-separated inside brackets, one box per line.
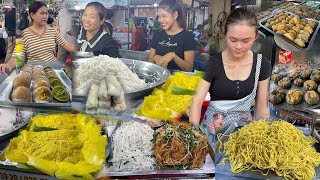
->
[0, 1, 77, 72]
[77, 2, 120, 58]
[148, 0, 196, 72]
[189, 8, 271, 147]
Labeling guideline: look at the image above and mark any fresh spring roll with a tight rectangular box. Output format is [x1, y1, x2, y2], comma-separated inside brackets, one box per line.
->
[106, 75, 122, 97]
[113, 91, 125, 104]
[98, 80, 110, 101]
[99, 99, 111, 109]
[97, 108, 110, 115]
[113, 101, 126, 112]
[85, 84, 99, 114]
[107, 107, 119, 116]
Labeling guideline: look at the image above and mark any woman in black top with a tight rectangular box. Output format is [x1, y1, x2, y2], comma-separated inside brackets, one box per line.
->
[77, 2, 120, 58]
[148, 0, 196, 72]
[189, 8, 271, 147]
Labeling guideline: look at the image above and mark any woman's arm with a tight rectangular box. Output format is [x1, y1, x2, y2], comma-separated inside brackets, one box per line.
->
[172, 50, 195, 72]
[148, 48, 162, 64]
[189, 79, 211, 126]
[255, 78, 270, 119]
[160, 50, 195, 71]
[62, 42, 78, 53]
[0, 56, 15, 72]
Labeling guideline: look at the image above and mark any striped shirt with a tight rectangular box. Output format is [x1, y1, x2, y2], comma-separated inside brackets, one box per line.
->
[20, 26, 67, 63]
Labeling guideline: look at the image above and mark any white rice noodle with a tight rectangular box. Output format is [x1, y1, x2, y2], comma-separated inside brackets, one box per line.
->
[109, 121, 155, 171]
[73, 55, 147, 95]
[0, 109, 17, 134]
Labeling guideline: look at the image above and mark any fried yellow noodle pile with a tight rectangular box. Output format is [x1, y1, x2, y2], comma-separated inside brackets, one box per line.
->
[5, 113, 106, 180]
[219, 120, 320, 180]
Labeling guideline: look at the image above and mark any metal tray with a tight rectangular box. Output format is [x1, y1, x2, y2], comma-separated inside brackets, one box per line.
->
[101, 122, 214, 178]
[74, 51, 94, 58]
[0, 72, 8, 84]
[301, 1, 320, 9]
[104, 155, 214, 178]
[0, 109, 33, 141]
[270, 81, 320, 111]
[215, 123, 320, 180]
[56, 69, 72, 92]
[0, 70, 72, 107]
[259, 12, 320, 51]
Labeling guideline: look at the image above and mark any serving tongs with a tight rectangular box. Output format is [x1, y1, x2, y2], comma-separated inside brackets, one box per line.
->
[104, 121, 122, 158]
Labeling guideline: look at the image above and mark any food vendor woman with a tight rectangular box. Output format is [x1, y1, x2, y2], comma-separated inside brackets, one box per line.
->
[77, 2, 120, 58]
[189, 8, 271, 147]
[148, 0, 196, 72]
[0, 1, 77, 73]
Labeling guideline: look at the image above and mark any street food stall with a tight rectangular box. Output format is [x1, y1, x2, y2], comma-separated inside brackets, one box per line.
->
[0, 0, 320, 179]
[0, 56, 215, 179]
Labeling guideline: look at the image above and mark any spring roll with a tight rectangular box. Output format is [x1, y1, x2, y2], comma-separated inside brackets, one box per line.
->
[98, 80, 110, 101]
[113, 101, 126, 112]
[86, 84, 99, 114]
[97, 108, 110, 115]
[106, 75, 122, 97]
[108, 107, 119, 116]
[113, 91, 125, 104]
[99, 99, 111, 109]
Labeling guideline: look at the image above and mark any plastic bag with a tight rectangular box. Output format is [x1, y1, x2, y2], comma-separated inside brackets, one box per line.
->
[139, 89, 193, 121]
[5, 113, 106, 180]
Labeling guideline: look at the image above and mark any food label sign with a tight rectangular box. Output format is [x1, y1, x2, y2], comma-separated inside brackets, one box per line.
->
[278, 51, 293, 64]
[0, 169, 55, 180]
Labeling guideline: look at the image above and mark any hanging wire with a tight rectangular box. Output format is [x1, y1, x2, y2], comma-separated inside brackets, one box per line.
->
[213, 0, 227, 39]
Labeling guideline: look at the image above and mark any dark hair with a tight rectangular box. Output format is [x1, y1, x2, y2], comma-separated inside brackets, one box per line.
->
[159, 0, 186, 29]
[85, 2, 106, 21]
[197, 24, 204, 30]
[106, 10, 114, 20]
[225, 7, 257, 35]
[47, 17, 53, 24]
[84, 2, 109, 33]
[29, 1, 47, 22]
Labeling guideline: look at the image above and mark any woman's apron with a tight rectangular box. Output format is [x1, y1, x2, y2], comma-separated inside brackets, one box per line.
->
[201, 54, 262, 149]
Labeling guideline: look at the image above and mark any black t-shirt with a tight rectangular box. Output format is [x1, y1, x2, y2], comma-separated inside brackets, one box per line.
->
[5, 8, 16, 36]
[204, 53, 271, 101]
[151, 30, 196, 70]
[78, 27, 120, 58]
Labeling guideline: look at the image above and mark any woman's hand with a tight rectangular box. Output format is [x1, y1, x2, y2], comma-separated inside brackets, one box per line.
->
[0, 64, 12, 73]
[159, 52, 175, 67]
[189, 80, 211, 126]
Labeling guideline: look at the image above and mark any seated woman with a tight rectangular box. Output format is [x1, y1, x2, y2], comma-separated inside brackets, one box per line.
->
[148, 0, 196, 72]
[0, 1, 77, 73]
[77, 2, 120, 58]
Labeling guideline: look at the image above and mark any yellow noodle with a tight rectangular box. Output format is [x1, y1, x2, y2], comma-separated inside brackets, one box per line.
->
[219, 120, 320, 180]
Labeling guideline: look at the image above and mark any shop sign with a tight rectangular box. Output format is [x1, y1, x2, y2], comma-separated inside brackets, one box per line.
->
[278, 51, 293, 64]
[0, 169, 56, 180]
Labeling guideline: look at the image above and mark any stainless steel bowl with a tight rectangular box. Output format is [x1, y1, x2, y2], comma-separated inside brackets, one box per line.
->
[120, 58, 170, 99]
[74, 51, 94, 58]
[73, 58, 170, 101]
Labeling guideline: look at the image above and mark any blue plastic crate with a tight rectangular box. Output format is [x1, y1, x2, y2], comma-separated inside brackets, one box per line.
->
[193, 60, 206, 71]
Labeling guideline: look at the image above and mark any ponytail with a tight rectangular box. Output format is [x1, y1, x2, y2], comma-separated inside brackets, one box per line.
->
[102, 23, 110, 35]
